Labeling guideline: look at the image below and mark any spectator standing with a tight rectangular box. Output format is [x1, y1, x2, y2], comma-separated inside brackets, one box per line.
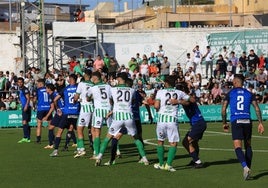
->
[160, 56, 170, 80]
[204, 46, 214, 79]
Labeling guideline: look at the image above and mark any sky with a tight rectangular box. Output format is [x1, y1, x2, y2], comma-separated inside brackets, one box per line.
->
[43, 0, 145, 11]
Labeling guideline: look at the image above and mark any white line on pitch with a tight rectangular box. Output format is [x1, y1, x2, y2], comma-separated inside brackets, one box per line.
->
[144, 138, 268, 153]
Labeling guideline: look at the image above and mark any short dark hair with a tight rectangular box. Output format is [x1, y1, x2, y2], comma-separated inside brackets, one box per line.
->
[116, 72, 128, 81]
[69, 74, 77, 82]
[92, 71, 102, 80]
[165, 75, 176, 87]
[234, 74, 245, 83]
[46, 83, 55, 91]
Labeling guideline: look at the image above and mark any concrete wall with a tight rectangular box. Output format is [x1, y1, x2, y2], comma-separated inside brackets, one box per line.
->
[1, 27, 267, 74]
[0, 32, 23, 74]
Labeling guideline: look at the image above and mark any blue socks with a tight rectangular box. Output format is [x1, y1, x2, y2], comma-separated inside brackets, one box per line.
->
[235, 147, 247, 168]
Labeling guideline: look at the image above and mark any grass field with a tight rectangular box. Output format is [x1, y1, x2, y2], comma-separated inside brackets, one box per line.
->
[0, 122, 267, 188]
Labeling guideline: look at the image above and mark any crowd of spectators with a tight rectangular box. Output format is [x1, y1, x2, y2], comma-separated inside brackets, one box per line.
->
[1, 45, 268, 111]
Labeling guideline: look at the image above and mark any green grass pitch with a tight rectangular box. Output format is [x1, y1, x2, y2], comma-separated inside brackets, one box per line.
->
[0, 122, 267, 188]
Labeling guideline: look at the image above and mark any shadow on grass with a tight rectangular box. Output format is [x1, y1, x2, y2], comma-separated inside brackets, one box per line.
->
[202, 158, 238, 168]
[252, 170, 268, 180]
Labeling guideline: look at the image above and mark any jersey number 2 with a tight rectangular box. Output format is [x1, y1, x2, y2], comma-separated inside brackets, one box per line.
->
[237, 96, 244, 110]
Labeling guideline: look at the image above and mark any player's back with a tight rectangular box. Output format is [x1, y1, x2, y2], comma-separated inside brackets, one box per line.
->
[111, 85, 134, 120]
[156, 88, 188, 122]
[90, 83, 111, 110]
[227, 87, 253, 122]
[62, 84, 80, 115]
[37, 86, 51, 111]
[76, 81, 94, 103]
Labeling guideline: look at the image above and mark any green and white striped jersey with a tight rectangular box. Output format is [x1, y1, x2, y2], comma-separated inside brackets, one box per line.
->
[87, 82, 112, 117]
[155, 88, 189, 123]
[110, 85, 134, 121]
[76, 81, 94, 113]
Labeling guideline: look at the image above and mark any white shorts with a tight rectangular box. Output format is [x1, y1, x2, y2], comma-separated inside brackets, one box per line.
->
[92, 116, 112, 129]
[77, 111, 93, 127]
[156, 122, 180, 143]
[108, 119, 136, 137]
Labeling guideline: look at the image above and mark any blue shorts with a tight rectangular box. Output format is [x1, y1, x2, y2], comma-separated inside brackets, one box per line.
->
[187, 119, 207, 140]
[22, 107, 31, 122]
[231, 119, 252, 141]
[58, 114, 78, 129]
[50, 114, 62, 127]
[37, 110, 52, 121]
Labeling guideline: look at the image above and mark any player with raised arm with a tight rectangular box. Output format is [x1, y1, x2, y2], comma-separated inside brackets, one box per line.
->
[153, 75, 190, 172]
[95, 72, 149, 166]
[73, 70, 94, 158]
[50, 74, 80, 157]
[221, 74, 264, 180]
[87, 71, 112, 159]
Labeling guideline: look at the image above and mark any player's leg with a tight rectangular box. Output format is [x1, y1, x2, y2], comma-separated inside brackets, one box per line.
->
[92, 116, 104, 156]
[126, 119, 148, 164]
[50, 115, 67, 156]
[165, 123, 179, 171]
[243, 122, 253, 170]
[18, 108, 31, 143]
[75, 112, 91, 158]
[36, 118, 42, 144]
[105, 133, 123, 166]
[232, 122, 251, 180]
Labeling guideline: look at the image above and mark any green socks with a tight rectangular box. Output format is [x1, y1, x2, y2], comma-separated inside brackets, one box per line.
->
[135, 139, 146, 157]
[99, 137, 110, 154]
[167, 146, 177, 166]
[157, 145, 165, 166]
[77, 138, 84, 149]
[93, 137, 101, 155]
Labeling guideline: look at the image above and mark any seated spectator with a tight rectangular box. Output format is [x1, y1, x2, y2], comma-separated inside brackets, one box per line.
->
[7, 96, 17, 110]
[256, 68, 267, 87]
[211, 83, 222, 100]
[0, 97, 6, 110]
[244, 67, 257, 89]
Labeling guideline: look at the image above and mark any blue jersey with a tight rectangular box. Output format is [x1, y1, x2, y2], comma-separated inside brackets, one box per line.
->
[19, 86, 30, 108]
[182, 102, 204, 125]
[36, 87, 51, 111]
[225, 87, 254, 122]
[59, 84, 80, 115]
[52, 91, 64, 110]
[132, 90, 143, 120]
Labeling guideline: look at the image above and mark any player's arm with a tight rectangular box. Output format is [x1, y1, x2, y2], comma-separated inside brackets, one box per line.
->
[252, 100, 264, 134]
[43, 102, 55, 121]
[23, 89, 31, 112]
[221, 100, 229, 132]
[74, 93, 80, 102]
[154, 99, 160, 112]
